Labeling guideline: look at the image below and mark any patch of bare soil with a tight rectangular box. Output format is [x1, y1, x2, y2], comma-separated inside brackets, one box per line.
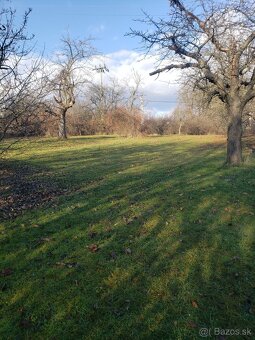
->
[0, 162, 65, 220]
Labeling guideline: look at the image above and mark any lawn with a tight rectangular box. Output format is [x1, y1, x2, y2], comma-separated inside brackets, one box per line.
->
[0, 135, 255, 339]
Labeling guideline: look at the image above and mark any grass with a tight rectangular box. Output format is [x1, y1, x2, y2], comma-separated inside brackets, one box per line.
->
[0, 135, 255, 339]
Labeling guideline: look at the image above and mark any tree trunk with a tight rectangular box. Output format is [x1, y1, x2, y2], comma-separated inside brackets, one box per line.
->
[226, 100, 243, 165]
[178, 121, 183, 135]
[58, 108, 67, 139]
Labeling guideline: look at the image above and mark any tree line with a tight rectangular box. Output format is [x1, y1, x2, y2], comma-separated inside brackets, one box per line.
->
[0, 0, 255, 165]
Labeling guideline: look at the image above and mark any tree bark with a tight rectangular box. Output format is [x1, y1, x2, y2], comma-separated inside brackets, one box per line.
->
[226, 100, 243, 165]
[58, 108, 67, 139]
[178, 121, 183, 135]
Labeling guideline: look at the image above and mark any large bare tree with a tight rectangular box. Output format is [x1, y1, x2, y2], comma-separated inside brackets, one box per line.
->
[129, 0, 255, 165]
[52, 36, 95, 139]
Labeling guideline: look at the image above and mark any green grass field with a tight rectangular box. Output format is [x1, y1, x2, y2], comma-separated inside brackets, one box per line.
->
[1, 135, 255, 339]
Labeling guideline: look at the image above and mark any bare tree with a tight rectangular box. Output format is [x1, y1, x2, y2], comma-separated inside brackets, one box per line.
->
[0, 59, 49, 143]
[87, 77, 125, 132]
[125, 69, 143, 136]
[174, 83, 229, 135]
[0, 7, 33, 72]
[51, 35, 96, 139]
[0, 6, 49, 152]
[129, 0, 255, 165]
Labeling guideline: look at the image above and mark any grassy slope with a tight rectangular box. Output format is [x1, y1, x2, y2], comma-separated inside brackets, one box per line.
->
[0, 135, 255, 339]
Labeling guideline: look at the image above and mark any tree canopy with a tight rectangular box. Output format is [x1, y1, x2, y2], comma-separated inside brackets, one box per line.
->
[129, 0, 255, 164]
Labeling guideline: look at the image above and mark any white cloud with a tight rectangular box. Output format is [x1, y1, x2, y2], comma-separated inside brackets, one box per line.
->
[37, 49, 181, 116]
[91, 49, 181, 115]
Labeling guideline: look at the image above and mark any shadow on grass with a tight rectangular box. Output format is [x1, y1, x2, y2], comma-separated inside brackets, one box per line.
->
[1, 136, 255, 339]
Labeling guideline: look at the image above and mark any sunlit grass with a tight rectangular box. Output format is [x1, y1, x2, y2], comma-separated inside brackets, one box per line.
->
[0, 135, 255, 339]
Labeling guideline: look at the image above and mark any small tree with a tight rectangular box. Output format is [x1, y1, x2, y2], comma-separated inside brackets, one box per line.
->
[175, 83, 229, 135]
[129, 0, 255, 165]
[52, 35, 95, 139]
[0, 7, 48, 149]
[125, 69, 143, 136]
[87, 77, 124, 133]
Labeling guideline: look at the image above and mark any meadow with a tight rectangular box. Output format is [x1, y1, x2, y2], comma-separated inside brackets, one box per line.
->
[0, 135, 255, 339]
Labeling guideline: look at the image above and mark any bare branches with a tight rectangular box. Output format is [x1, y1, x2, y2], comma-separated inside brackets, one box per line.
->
[0, 6, 50, 145]
[49, 35, 97, 138]
[238, 32, 255, 57]
[130, 0, 255, 105]
[52, 36, 95, 110]
[0, 8, 34, 73]
[0, 55, 50, 143]
[129, 0, 255, 164]
[149, 62, 199, 76]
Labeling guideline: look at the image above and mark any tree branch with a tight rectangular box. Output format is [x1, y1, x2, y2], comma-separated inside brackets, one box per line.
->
[150, 62, 199, 76]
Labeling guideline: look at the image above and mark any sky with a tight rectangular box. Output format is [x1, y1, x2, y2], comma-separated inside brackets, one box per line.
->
[10, 0, 181, 115]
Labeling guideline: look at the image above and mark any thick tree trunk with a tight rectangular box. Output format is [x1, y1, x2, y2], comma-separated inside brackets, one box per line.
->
[226, 100, 243, 165]
[58, 108, 67, 139]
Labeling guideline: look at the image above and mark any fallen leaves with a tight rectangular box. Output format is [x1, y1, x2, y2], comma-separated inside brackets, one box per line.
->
[109, 251, 117, 260]
[40, 237, 51, 243]
[88, 244, 100, 252]
[1, 268, 13, 277]
[0, 163, 65, 220]
[19, 318, 32, 329]
[123, 215, 138, 225]
[192, 300, 199, 308]
[56, 261, 78, 268]
[88, 231, 98, 239]
[124, 248, 132, 255]
[186, 321, 198, 329]
[18, 307, 32, 329]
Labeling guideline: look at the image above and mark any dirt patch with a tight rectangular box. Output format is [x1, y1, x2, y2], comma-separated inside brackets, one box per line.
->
[0, 162, 65, 220]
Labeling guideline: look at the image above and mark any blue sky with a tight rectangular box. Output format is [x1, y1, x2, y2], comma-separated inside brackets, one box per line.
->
[11, 0, 169, 53]
[10, 0, 179, 114]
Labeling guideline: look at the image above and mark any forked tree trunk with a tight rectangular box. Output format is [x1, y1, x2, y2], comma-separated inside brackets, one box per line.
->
[58, 108, 67, 139]
[226, 100, 243, 166]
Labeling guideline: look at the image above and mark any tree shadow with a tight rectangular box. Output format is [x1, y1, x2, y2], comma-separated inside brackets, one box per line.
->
[1, 136, 254, 339]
